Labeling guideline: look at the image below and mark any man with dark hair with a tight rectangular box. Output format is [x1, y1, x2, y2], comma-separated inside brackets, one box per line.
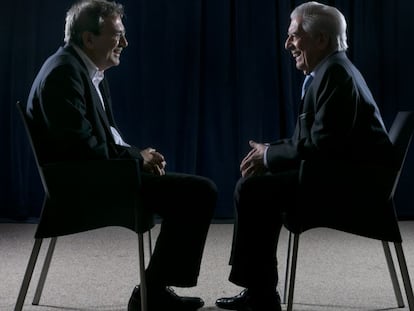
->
[26, 1, 217, 310]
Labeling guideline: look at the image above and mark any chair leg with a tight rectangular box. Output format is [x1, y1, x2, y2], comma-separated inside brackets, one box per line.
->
[283, 231, 293, 304]
[286, 234, 300, 311]
[32, 237, 57, 305]
[382, 241, 404, 307]
[394, 242, 414, 310]
[14, 238, 43, 311]
[138, 233, 148, 311]
[147, 230, 153, 255]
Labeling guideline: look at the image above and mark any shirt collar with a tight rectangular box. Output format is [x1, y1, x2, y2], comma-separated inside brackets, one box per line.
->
[71, 44, 104, 85]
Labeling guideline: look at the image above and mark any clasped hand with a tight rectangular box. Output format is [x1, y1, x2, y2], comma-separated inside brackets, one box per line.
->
[240, 140, 268, 178]
[141, 147, 167, 176]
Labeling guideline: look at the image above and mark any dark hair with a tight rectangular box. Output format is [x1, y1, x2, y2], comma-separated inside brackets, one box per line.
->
[64, 0, 124, 46]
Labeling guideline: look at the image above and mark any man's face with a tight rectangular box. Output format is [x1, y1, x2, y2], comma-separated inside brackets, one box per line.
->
[88, 15, 128, 71]
[284, 17, 324, 75]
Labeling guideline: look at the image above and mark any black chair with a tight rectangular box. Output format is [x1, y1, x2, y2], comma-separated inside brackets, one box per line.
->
[14, 100, 154, 311]
[282, 111, 414, 311]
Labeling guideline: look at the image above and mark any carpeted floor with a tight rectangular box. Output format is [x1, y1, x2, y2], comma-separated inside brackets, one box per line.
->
[1, 221, 413, 311]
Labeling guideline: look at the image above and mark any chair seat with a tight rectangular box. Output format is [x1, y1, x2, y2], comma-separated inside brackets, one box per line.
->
[35, 159, 154, 238]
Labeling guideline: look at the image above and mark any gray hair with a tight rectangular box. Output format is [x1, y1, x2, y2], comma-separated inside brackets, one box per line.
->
[64, 0, 124, 46]
[291, 1, 348, 51]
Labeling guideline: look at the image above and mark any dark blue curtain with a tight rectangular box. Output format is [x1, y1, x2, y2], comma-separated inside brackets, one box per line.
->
[2, 0, 414, 221]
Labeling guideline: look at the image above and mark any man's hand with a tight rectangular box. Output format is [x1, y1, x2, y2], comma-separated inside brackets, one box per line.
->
[141, 147, 167, 176]
[240, 140, 268, 177]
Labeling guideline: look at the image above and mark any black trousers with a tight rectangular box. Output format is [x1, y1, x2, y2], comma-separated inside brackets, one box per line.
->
[229, 170, 299, 290]
[140, 172, 217, 287]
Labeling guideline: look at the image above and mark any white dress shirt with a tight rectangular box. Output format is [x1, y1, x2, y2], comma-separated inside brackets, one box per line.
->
[72, 45, 130, 147]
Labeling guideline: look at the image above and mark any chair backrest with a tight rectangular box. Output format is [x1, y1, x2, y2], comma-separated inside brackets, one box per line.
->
[387, 111, 414, 195]
[17, 100, 35, 153]
[16, 101, 49, 191]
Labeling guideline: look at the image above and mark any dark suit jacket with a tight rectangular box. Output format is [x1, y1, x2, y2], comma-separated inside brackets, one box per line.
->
[266, 51, 397, 235]
[26, 45, 142, 165]
[266, 51, 395, 171]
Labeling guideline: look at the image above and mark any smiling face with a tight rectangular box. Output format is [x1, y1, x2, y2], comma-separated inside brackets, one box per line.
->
[82, 14, 128, 71]
[284, 17, 329, 75]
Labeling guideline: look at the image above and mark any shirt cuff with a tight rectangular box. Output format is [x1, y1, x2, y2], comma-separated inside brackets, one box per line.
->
[263, 143, 270, 168]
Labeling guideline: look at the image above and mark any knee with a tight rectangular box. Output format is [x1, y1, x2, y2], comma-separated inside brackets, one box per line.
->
[234, 177, 249, 207]
[234, 177, 246, 196]
[196, 176, 218, 201]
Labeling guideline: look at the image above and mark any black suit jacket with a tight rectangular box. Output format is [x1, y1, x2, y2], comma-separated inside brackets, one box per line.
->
[266, 51, 395, 172]
[26, 45, 142, 165]
[266, 52, 397, 233]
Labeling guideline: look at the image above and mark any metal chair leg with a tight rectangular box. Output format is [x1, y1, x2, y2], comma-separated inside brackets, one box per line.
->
[283, 231, 293, 304]
[32, 237, 57, 305]
[138, 233, 148, 311]
[382, 241, 404, 307]
[394, 242, 414, 311]
[14, 238, 43, 311]
[148, 230, 153, 255]
[286, 234, 299, 311]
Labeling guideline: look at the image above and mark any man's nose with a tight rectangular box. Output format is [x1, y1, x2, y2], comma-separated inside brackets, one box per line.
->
[120, 34, 128, 48]
[284, 37, 292, 50]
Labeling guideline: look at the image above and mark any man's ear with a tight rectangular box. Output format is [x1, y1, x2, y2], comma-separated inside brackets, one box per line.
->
[318, 32, 330, 50]
[81, 31, 95, 49]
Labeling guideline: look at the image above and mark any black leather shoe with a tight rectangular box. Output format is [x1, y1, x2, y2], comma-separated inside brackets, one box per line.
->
[216, 289, 250, 310]
[215, 288, 281, 311]
[128, 285, 204, 311]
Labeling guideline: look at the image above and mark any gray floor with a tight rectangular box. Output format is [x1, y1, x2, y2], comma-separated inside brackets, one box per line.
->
[1, 221, 414, 311]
